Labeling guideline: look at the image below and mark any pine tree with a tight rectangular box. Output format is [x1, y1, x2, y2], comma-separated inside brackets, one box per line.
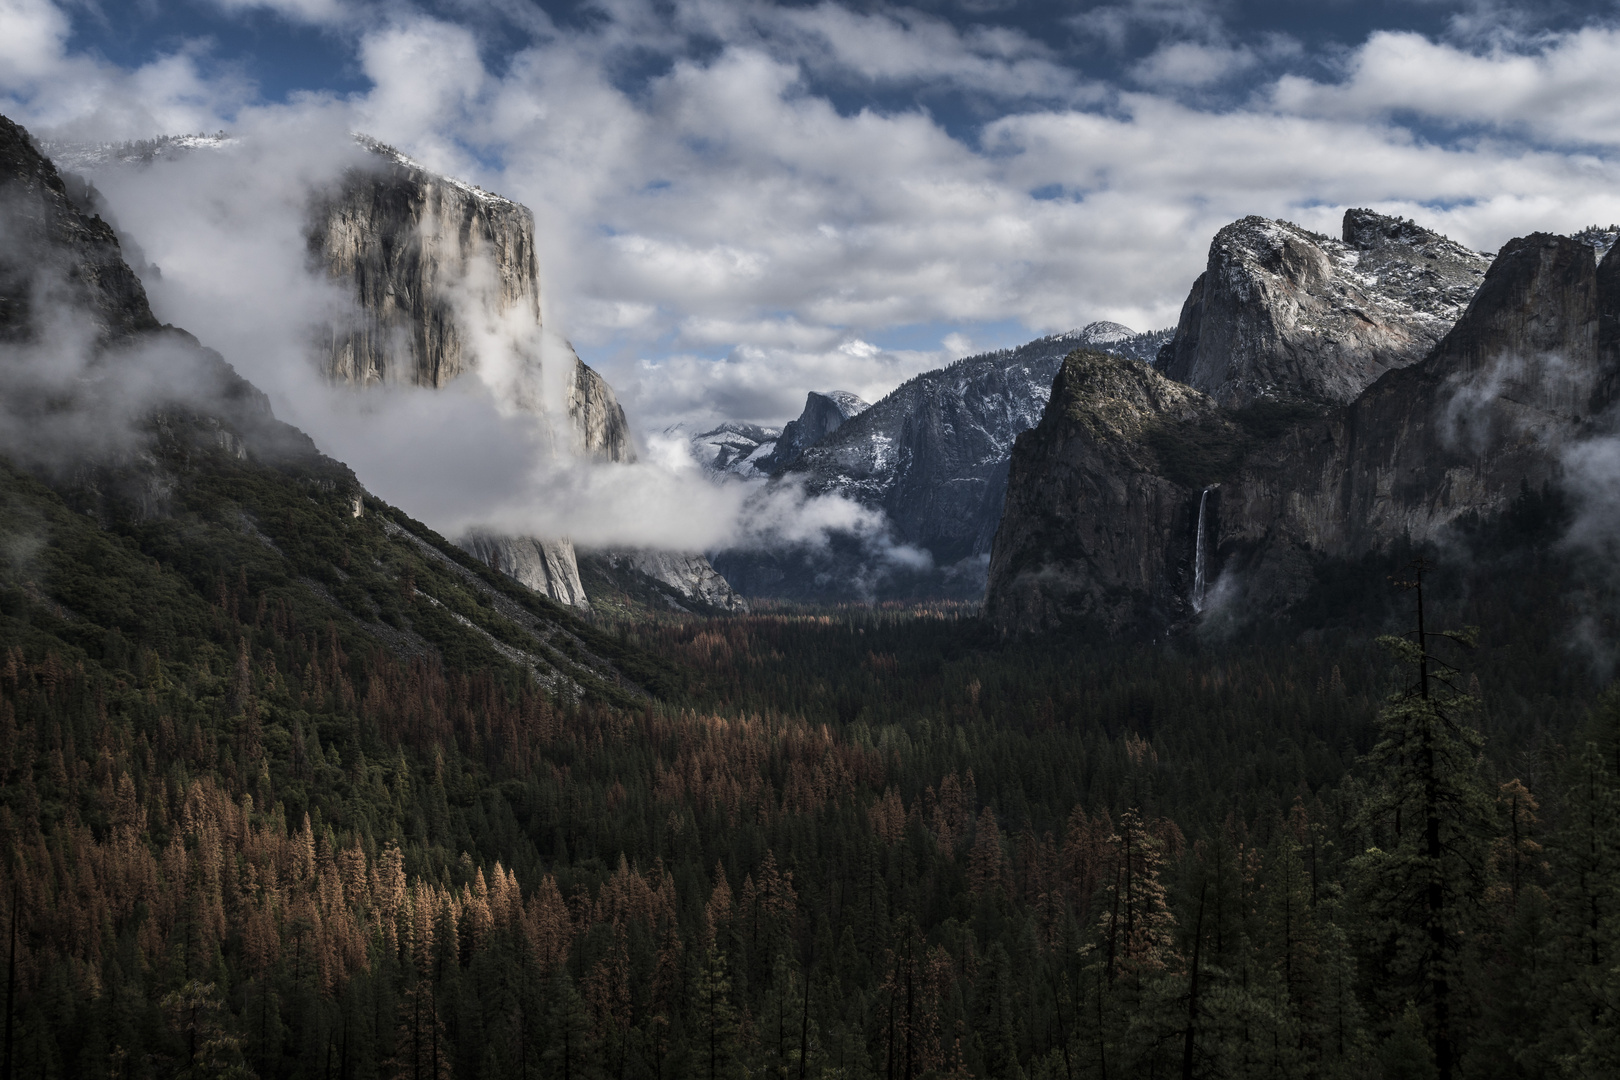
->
[1542, 739, 1620, 1072]
[1349, 562, 1493, 1080]
[694, 946, 741, 1080]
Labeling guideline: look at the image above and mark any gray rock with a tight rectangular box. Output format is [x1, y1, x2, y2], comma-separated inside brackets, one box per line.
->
[712, 323, 1172, 599]
[758, 390, 870, 473]
[592, 549, 750, 612]
[0, 115, 159, 343]
[460, 534, 590, 609]
[1573, 225, 1619, 264]
[569, 359, 636, 463]
[309, 136, 542, 390]
[307, 136, 637, 463]
[986, 231, 1620, 635]
[1156, 210, 1491, 407]
[307, 137, 676, 608]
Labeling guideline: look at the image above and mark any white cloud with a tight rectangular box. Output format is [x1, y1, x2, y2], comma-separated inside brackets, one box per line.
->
[773, 3, 1087, 100]
[1069, 0, 1226, 52]
[5, 0, 1620, 554]
[1271, 28, 1620, 148]
[355, 19, 489, 167]
[1132, 41, 1255, 87]
[0, 0, 70, 84]
[0, 0, 249, 140]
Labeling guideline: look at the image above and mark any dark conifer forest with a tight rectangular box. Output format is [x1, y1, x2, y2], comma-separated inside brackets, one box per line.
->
[2, 432, 1617, 1080]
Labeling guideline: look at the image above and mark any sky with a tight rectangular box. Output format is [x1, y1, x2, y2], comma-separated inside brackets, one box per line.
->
[3, 0, 1620, 432]
[3, 0, 1620, 553]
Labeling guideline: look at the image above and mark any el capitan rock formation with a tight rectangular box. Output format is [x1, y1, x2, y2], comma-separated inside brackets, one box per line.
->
[308, 137, 743, 611]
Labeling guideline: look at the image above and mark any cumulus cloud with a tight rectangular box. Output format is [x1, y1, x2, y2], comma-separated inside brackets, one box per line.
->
[1132, 41, 1257, 87]
[1068, 0, 1227, 52]
[771, 3, 1088, 100]
[1270, 28, 1620, 148]
[4, 0, 1620, 561]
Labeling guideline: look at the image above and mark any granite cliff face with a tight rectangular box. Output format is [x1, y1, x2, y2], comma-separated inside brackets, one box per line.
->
[569, 362, 636, 463]
[0, 116, 159, 343]
[309, 138, 743, 611]
[799, 324, 1170, 564]
[583, 549, 751, 613]
[310, 136, 541, 391]
[987, 231, 1620, 635]
[461, 534, 589, 608]
[307, 138, 635, 463]
[1157, 210, 1491, 407]
[758, 391, 870, 473]
[712, 323, 1171, 599]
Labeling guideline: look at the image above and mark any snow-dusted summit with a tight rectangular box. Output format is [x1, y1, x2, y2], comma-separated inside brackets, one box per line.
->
[670, 421, 782, 479]
[712, 322, 1173, 599]
[1156, 209, 1493, 406]
[756, 391, 871, 473]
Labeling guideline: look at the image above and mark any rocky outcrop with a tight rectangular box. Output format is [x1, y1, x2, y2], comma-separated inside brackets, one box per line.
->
[569, 361, 636, 463]
[307, 137, 637, 463]
[712, 323, 1172, 599]
[987, 232, 1620, 635]
[460, 534, 590, 608]
[758, 391, 870, 473]
[590, 549, 750, 612]
[0, 113, 326, 501]
[309, 137, 542, 390]
[0, 115, 159, 343]
[310, 138, 753, 610]
[1574, 225, 1618, 264]
[983, 351, 1225, 632]
[1156, 210, 1491, 407]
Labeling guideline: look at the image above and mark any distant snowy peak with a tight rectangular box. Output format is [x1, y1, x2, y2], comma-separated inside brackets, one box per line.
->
[1157, 209, 1493, 407]
[816, 390, 872, 419]
[710, 321, 1179, 598]
[1071, 320, 1135, 346]
[672, 420, 782, 479]
[1008, 325, 1173, 369]
[38, 132, 236, 170]
[758, 390, 872, 473]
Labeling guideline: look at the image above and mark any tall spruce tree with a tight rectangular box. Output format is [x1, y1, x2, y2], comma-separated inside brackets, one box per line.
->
[1349, 561, 1493, 1080]
[1543, 737, 1620, 1073]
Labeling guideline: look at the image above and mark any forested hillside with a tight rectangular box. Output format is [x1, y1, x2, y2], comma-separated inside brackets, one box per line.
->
[4, 436, 1618, 1079]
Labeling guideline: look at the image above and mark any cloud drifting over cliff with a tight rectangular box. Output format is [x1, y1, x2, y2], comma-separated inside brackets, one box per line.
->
[5, 1, 1620, 432]
[3, 0, 1620, 552]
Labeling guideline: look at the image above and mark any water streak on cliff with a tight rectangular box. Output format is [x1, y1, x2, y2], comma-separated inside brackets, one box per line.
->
[1191, 488, 1210, 613]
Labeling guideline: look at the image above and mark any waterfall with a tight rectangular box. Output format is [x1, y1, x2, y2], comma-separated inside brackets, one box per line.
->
[1192, 488, 1210, 613]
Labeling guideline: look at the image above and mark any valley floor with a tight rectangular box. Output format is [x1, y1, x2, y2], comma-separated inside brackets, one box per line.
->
[2, 474, 1617, 1079]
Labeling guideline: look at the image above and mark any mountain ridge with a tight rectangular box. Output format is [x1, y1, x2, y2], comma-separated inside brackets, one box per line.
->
[1156, 209, 1492, 407]
[986, 229, 1620, 635]
[712, 322, 1172, 599]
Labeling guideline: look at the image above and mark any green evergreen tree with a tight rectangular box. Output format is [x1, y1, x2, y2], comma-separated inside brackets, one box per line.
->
[1348, 563, 1493, 1080]
[693, 947, 741, 1080]
[1543, 739, 1620, 1074]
